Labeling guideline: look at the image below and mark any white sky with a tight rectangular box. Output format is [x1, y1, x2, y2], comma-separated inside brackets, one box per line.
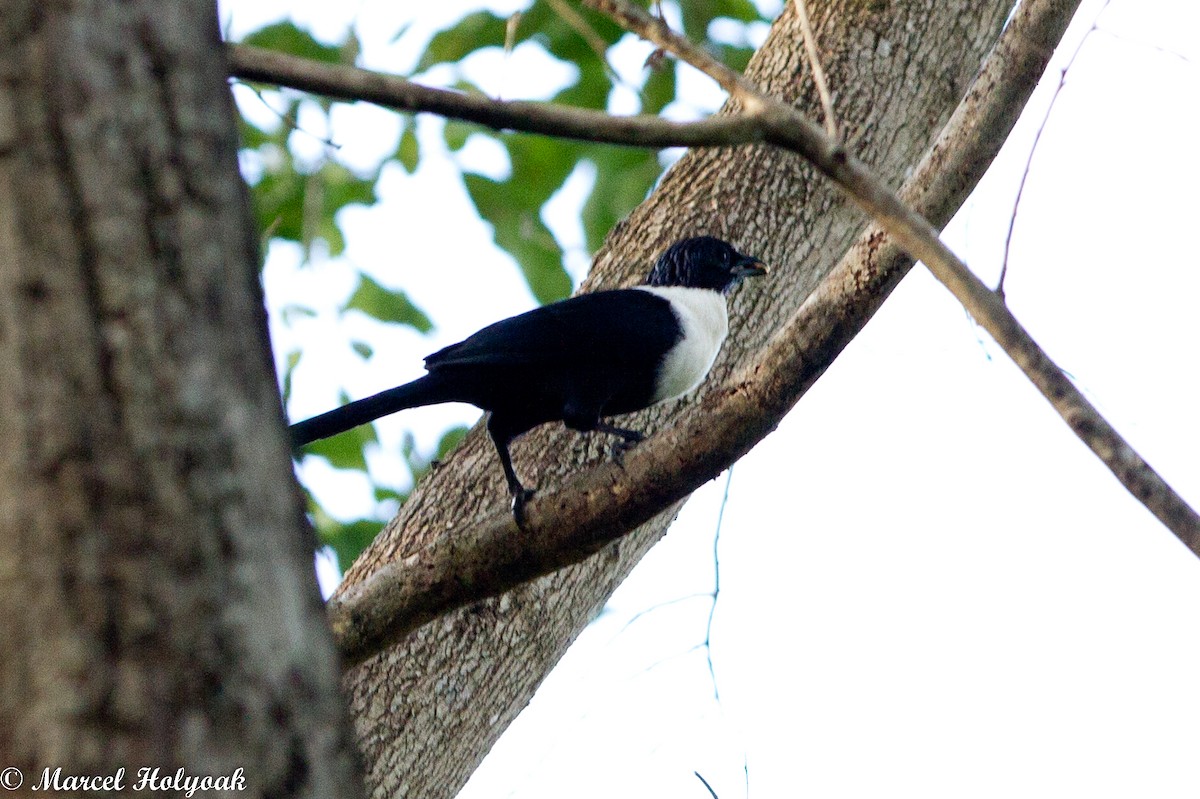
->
[221, 1, 1200, 796]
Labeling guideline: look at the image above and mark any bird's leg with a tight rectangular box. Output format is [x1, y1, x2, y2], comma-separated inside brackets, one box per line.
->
[595, 423, 643, 443]
[594, 423, 644, 464]
[563, 403, 644, 465]
[487, 416, 535, 525]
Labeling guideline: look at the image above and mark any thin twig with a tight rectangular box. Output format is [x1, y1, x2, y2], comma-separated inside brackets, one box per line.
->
[615, 592, 711, 634]
[498, 11, 522, 101]
[999, 0, 1110, 298]
[544, 0, 626, 88]
[1093, 25, 1198, 66]
[703, 467, 734, 702]
[239, 82, 341, 150]
[695, 771, 720, 799]
[581, 0, 760, 101]
[702, 468, 752, 798]
[793, 0, 839, 141]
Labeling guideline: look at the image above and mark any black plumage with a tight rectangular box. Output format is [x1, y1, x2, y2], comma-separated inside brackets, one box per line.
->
[290, 236, 766, 518]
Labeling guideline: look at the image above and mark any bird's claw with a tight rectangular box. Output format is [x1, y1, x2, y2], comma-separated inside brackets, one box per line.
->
[610, 435, 642, 465]
[510, 487, 537, 527]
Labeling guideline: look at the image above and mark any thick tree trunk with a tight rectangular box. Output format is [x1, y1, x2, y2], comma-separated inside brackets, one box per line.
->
[0, 2, 361, 796]
[339, 1, 1011, 796]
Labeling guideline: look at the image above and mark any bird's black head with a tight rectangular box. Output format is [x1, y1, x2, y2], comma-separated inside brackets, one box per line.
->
[645, 236, 768, 293]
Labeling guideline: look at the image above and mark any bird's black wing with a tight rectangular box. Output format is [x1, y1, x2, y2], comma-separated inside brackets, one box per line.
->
[424, 288, 680, 371]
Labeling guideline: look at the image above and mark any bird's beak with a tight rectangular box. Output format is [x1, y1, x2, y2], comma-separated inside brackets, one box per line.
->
[732, 257, 769, 280]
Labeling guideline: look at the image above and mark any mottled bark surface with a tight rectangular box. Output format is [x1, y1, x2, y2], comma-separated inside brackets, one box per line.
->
[338, 1, 1011, 796]
[0, 2, 360, 795]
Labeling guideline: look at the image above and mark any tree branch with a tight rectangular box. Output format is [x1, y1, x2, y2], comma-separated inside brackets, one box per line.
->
[586, 0, 1199, 538]
[227, 44, 764, 149]
[1001, 0, 1111, 297]
[322, 0, 1116, 667]
[793, 0, 839, 140]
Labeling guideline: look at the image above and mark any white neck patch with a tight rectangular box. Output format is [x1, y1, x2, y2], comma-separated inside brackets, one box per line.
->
[637, 286, 729, 403]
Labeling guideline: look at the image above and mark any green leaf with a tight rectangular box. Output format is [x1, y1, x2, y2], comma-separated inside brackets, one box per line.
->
[373, 485, 406, 504]
[505, 134, 580, 204]
[581, 147, 665, 253]
[236, 111, 274, 151]
[280, 303, 317, 324]
[397, 122, 420, 173]
[509, 218, 572, 302]
[344, 273, 434, 332]
[641, 60, 677, 115]
[433, 425, 469, 461]
[454, 132, 587, 302]
[415, 10, 509, 73]
[319, 518, 386, 575]
[280, 349, 301, 406]
[443, 120, 474, 152]
[520, 2, 624, 67]
[251, 167, 303, 246]
[714, 0, 769, 24]
[414, 3, 625, 110]
[302, 423, 473, 571]
[400, 424, 472, 487]
[675, 4, 764, 70]
[463, 172, 572, 304]
[680, 4, 716, 42]
[320, 161, 378, 214]
[339, 29, 363, 65]
[306, 496, 382, 573]
[241, 21, 345, 65]
[350, 341, 374, 360]
[302, 419, 377, 471]
[551, 58, 611, 110]
[250, 159, 379, 257]
[716, 43, 756, 74]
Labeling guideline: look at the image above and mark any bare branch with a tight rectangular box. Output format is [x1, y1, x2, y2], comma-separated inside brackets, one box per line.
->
[582, 0, 841, 168]
[581, 0, 759, 100]
[695, 771, 720, 799]
[793, 0, 839, 140]
[227, 44, 764, 150]
[325, 0, 1102, 667]
[543, 0, 620, 83]
[1000, 0, 1111, 297]
[1093, 25, 1198, 66]
[703, 467, 733, 703]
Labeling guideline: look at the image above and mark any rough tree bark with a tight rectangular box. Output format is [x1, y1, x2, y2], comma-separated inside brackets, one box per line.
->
[339, 1, 1013, 796]
[0, 2, 361, 795]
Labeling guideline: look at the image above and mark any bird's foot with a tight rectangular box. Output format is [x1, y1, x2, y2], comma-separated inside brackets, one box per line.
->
[609, 433, 643, 465]
[510, 486, 537, 527]
[594, 423, 643, 455]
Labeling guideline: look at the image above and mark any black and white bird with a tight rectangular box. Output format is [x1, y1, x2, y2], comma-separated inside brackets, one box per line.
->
[290, 235, 767, 518]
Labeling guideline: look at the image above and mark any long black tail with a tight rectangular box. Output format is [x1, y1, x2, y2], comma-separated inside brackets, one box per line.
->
[289, 374, 456, 447]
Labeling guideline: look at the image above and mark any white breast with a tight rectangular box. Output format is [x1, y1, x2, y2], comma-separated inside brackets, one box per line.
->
[637, 286, 729, 403]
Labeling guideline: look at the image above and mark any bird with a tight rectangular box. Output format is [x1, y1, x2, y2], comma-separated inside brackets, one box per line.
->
[290, 235, 767, 520]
